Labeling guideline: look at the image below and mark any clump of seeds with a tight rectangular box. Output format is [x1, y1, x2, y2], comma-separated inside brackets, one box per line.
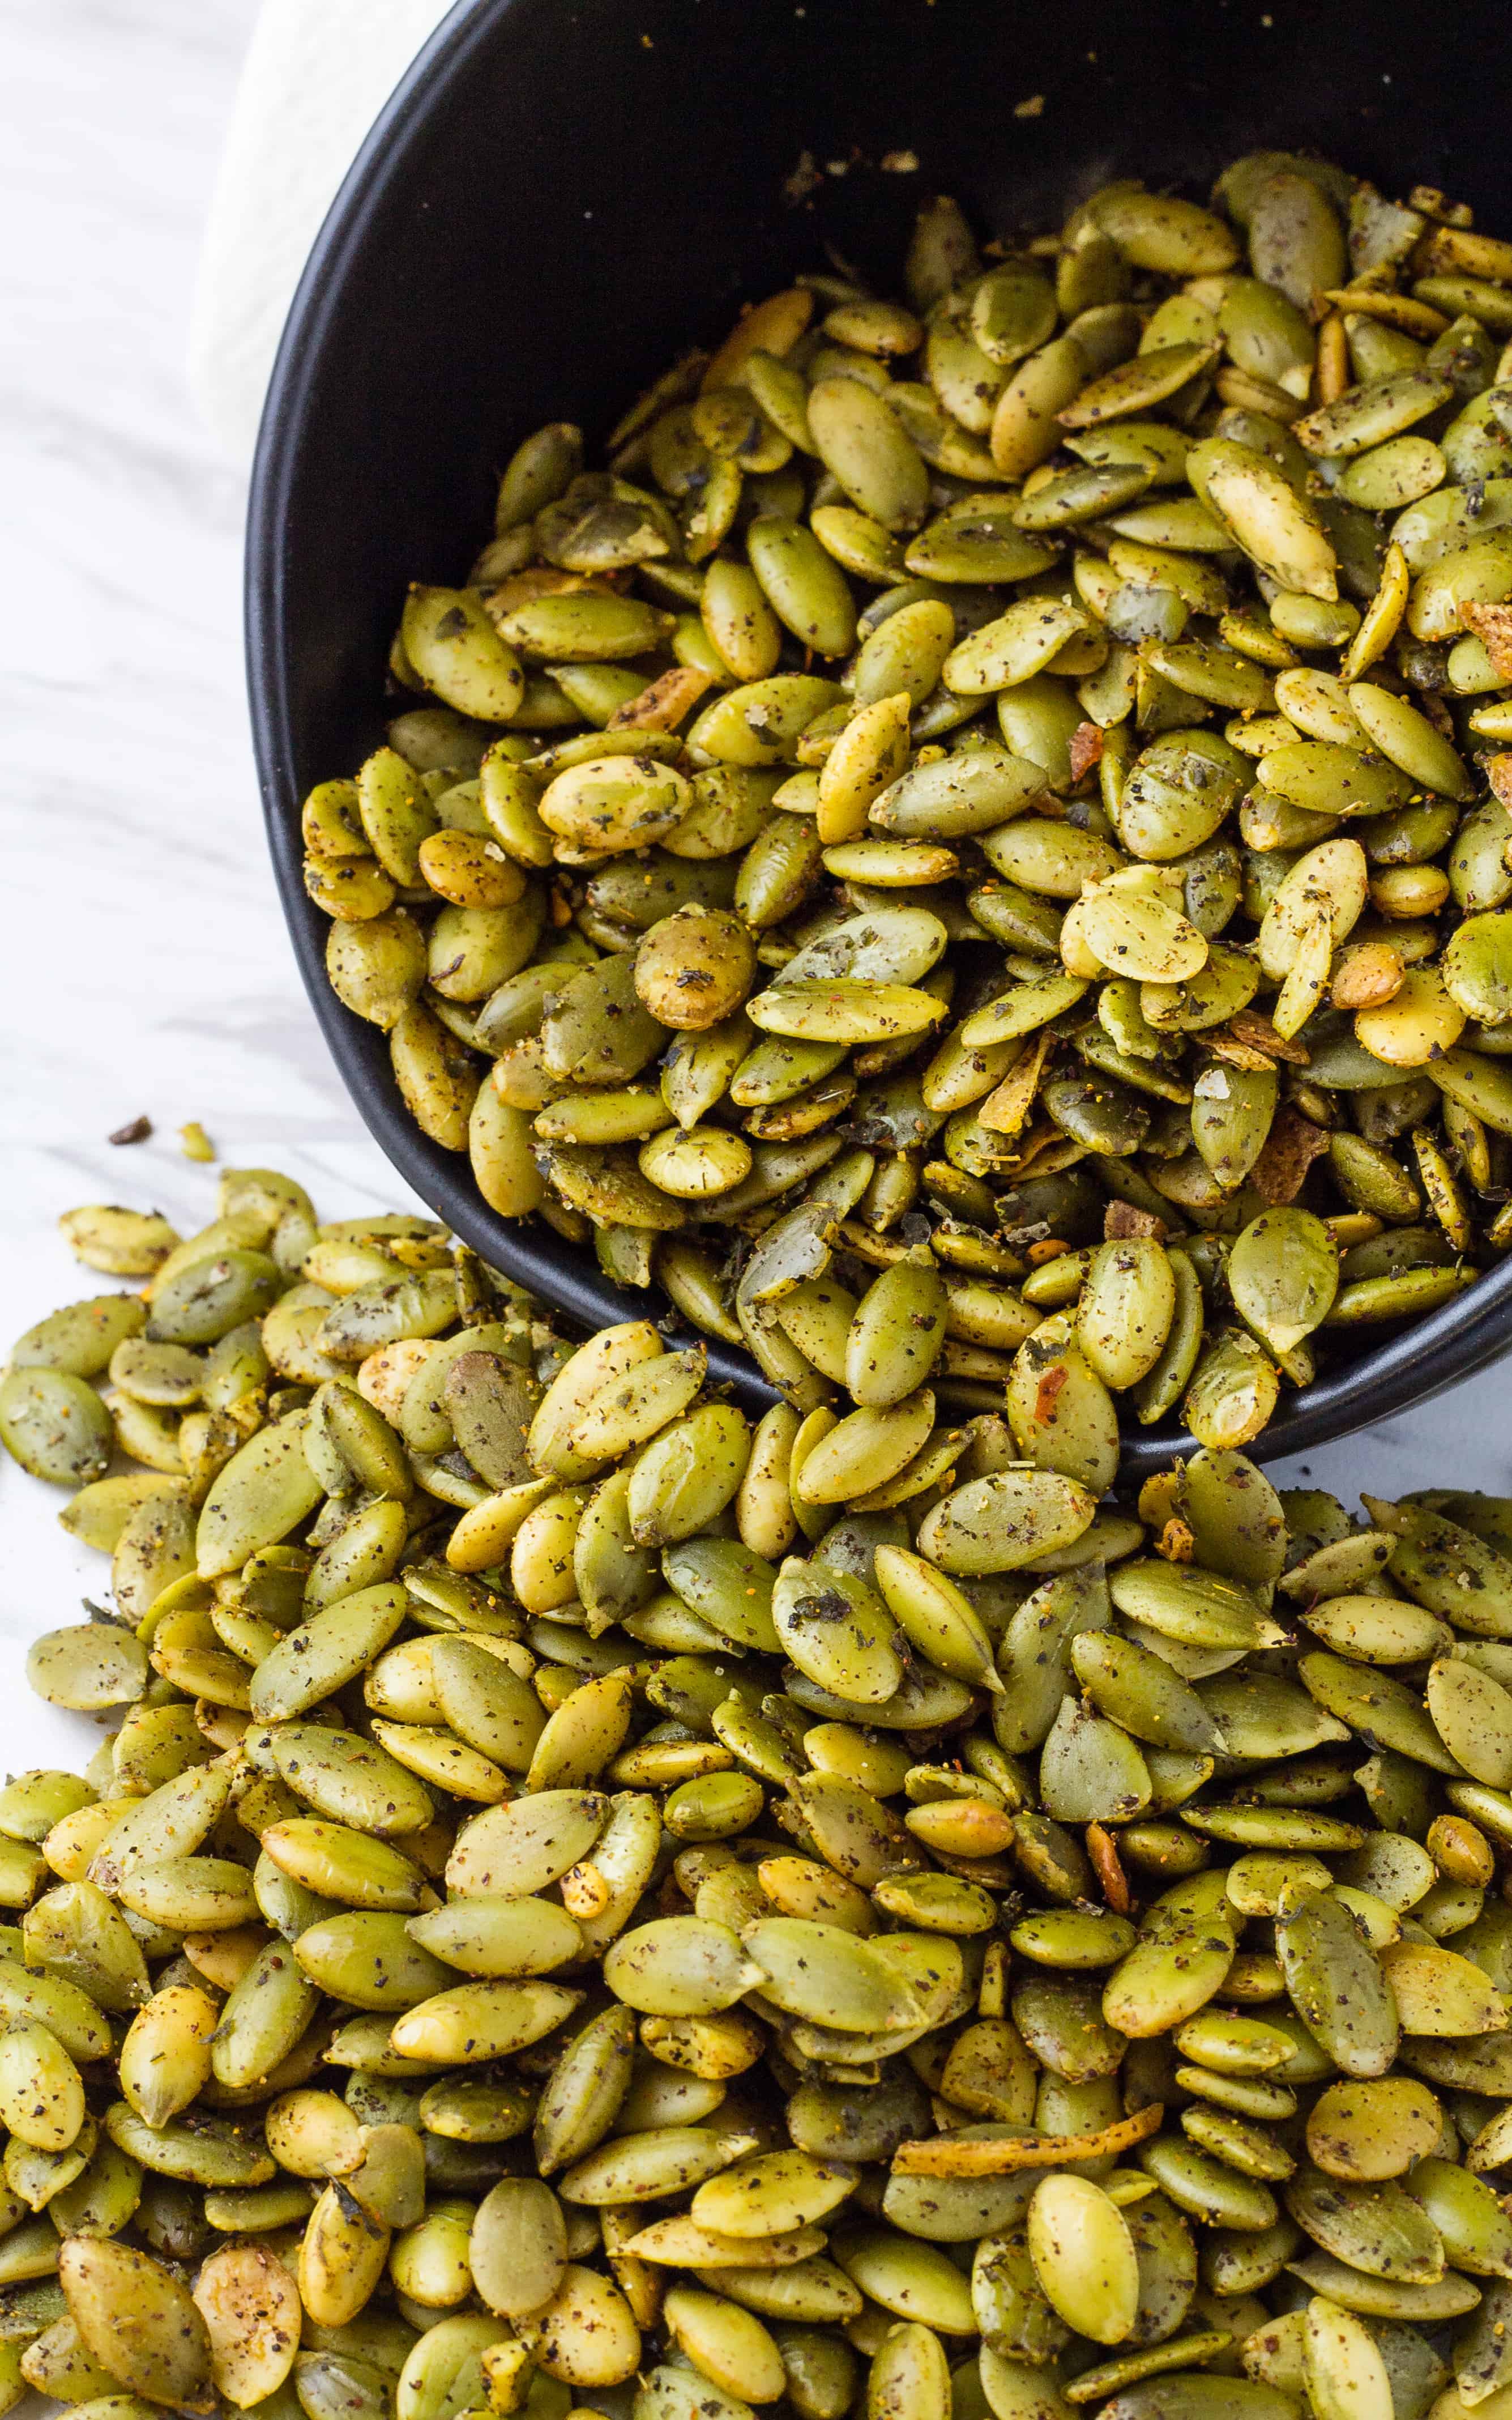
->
[2, 1169, 1512, 2420]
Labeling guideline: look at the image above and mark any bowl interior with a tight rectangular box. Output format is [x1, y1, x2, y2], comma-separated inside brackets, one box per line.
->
[247, 0, 1512, 1469]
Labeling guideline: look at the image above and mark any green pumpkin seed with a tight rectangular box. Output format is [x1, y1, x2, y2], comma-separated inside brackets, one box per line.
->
[58, 2238, 213, 2411]
[1026, 2173, 1139, 2344]
[1276, 1890, 1400, 2078]
[1104, 1873, 1237, 2039]
[0, 1370, 113, 1488]
[805, 382, 930, 532]
[1188, 438, 1338, 599]
[916, 1471, 1097, 1575]
[1285, 2168, 1446, 2283]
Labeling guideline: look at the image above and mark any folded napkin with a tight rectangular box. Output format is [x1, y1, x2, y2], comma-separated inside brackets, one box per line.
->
[190, 0, 455, 462]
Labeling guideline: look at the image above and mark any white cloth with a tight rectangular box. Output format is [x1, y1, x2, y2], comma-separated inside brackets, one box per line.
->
[188, 0, 455, 462]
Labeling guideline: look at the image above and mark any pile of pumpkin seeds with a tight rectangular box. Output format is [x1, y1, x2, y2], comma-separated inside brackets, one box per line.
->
[301, 146, 1512, 1451]
[7, 1178, 1512, 2420]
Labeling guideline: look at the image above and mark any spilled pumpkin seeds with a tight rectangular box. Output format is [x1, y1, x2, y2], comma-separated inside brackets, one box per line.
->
[6, 1169, 1512, 2420]
[298, 148, 1512, 1452]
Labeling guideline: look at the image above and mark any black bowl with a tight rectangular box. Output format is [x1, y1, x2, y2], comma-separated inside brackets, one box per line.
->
[246, 0, 1512, 1473]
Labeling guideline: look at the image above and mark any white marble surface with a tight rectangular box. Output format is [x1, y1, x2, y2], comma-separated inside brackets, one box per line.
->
[2, 0, 1511, 1790]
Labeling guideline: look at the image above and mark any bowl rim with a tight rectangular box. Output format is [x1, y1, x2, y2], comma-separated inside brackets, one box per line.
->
[244, 0, 1512, 1473]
